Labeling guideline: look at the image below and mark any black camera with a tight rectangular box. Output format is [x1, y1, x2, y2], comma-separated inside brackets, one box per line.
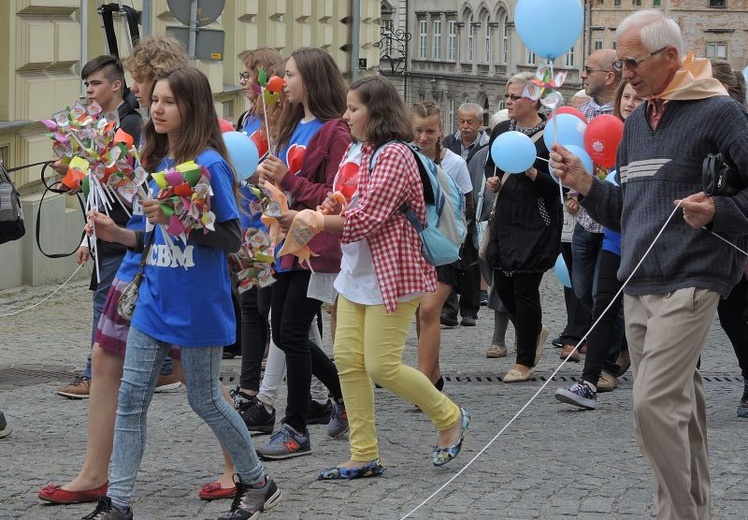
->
[702, 153, 744, 197]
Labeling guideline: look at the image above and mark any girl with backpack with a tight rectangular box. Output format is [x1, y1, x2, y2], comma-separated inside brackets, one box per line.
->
[316, 75, 469, 479]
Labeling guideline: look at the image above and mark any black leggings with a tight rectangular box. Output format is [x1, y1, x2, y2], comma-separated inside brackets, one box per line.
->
[582, 250, 626, 383]
[717, 275, 748, 380]
[493, 270, 543, 368]
[239, 286, 272, 391]
[270, 270, 342, 432]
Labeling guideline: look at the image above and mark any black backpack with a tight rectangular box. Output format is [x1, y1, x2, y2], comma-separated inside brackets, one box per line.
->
[0, 158, 25, 244]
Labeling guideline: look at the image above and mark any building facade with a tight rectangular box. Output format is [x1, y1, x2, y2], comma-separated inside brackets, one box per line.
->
[588, 0, 747, 70]
[0, 0, 380, 289]
[380, 0, 746, 134]
[381, 0, 587, 133]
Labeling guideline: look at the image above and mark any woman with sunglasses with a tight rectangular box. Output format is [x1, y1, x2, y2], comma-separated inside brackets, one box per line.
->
[483, 72, 563, 383]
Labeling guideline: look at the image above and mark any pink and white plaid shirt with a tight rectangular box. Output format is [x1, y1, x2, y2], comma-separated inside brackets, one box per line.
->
[340, 142, 437, 312]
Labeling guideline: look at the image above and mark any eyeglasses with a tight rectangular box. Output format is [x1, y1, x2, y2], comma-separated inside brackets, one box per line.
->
[503, 94, 524, 101]
[613, 46, 668, 72]
[239, 71, 252, 82]
[583, 66, 612, 75]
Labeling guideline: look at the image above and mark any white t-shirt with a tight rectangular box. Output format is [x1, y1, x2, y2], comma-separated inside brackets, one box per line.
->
[440, 149, 473, 195]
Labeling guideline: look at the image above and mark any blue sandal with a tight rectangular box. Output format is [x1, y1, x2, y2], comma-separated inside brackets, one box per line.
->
[318, 459, 385, 480]
[433, 407, 470, 466]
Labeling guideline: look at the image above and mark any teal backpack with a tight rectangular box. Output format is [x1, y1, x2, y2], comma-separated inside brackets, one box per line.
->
[371, 143, 466, 266]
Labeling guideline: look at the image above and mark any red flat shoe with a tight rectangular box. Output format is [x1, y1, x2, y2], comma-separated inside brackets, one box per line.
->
[38, 481, 108, 504]
[198, 481, 236, 500]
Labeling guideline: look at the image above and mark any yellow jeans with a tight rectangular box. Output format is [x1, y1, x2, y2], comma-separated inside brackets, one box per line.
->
[334, 295, 461, 462]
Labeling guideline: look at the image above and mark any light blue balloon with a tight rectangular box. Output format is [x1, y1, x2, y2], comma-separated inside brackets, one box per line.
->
[743, 65, 748, 82]
[554, 253, 572, 288]
[223, 131, 260, 181]
[491, 131, 537, 174]
[515, 0, 584, 60]
[564, 144, 594, 176]
[604, 169, 619, 186]
[544, 113, 587, 150]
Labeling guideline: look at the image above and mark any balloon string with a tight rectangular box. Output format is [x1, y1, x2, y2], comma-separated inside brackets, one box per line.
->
[547, 59, 565, 211]
[399, 201, 684, 520]
[260, 87, 273, 159]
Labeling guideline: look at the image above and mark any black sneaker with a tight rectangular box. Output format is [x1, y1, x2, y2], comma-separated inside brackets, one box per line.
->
[231, 388, 258, 411]
[218, 475, 282, 520]
[82, 497, 133, 520]
[238, 400, 275, 435]
[480, 290, 488, 306]
[440, 314, 458, 327]
[738, 383, 748, 418]
[305, 399, 332, 425]
[0, 411, 10, 439]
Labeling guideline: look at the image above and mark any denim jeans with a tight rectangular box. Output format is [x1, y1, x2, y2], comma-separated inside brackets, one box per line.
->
[107, 326, 266, 509]
[570, 223, 603, 313]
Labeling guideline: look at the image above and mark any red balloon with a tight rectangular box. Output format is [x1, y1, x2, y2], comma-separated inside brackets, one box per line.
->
[583, 114, 624, 169]
[552, 106, 587, 123]
[218, 118, 235, 133]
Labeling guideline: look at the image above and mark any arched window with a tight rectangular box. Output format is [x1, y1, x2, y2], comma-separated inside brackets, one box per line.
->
[482, 12, 491, 63]
[467, 14, 474, 62]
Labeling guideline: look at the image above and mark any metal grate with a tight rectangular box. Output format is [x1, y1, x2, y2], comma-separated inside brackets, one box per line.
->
[0, 365, 742, 389]
[442, 373, 743, 385]
[0, 365, 77, 390]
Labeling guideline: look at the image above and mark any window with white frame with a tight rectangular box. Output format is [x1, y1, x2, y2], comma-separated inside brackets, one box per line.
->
[501, 13, 508, 64]
[565, 47, 574, 67]
[467, 15, 474, 62]
[433, 20, 442, 60]
[419, 20, 428, 59]
[526, 47, 535, 65]
[483, 13, 491, 63]
[448, 98, 455, 131]
[447, 21, 457, 61]
[706, 41, 727, 58]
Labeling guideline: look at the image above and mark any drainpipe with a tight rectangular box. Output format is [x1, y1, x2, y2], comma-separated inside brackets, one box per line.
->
[351, 0, 361, 81]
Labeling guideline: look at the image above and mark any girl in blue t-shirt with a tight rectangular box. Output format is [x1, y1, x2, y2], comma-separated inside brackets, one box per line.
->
[83, 66, 281, 520]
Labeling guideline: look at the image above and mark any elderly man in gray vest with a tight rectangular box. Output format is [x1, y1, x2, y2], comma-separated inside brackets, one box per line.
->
[551, 9, 748, 520]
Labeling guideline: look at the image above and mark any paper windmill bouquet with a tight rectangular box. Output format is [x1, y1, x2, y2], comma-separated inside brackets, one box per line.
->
[231, 185, 277, 292]
[152, 161, 216, 237]
[42, 101, 143, 202]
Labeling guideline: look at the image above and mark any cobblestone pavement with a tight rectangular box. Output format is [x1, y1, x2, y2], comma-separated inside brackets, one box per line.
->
[1, 271, 746, 519]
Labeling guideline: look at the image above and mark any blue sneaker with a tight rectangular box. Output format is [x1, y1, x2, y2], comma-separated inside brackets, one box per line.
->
[256, 423, 311, 460]
[326, 401, 349, 439]
[555, 380, 597, 410]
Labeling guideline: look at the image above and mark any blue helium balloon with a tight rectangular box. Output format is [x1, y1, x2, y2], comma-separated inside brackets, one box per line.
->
[544, 113, 587, 150]
[564, 144, 594, 176]
[554, 253, 572, 288]
[491, 131, 537, 174]
[515, 0, 584, 60]
[604, 169, 619, 186]
[223, 131, 259, 182]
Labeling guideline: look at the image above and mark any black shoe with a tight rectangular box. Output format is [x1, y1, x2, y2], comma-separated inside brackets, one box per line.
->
[218, 475, 282, 520]
[460, 316, 477, 327]
[480, 290, 488, 306]
[222, 350, 240, 359]
[434, 376, 444, 392]
[82, 497, 133, 520]
[551, 336, 565, 348]
[231, 388, 258, 411]
[738, 383, 748, 418]
[238, 400, 275, 435]
[0, 411, 10, 438]
[305, 399, 332, 425]
[440, 314, 458, 327]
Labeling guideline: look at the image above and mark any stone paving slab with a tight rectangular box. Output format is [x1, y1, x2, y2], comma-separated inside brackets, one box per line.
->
[1, 273, 746, 519]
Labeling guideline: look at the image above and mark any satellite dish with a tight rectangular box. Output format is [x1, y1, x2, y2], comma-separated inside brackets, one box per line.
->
[167, 0, 225, 27]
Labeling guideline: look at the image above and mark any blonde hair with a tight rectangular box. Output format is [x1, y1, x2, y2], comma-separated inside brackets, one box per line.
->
[123, 35, 188, 80]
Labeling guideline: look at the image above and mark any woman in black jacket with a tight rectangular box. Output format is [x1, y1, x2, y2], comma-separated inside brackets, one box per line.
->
[484, 72, 562, 382]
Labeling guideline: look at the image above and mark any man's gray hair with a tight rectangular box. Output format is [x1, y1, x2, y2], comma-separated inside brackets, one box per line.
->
[616, 9, 684, 57]
[458, 102, 483, 120]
